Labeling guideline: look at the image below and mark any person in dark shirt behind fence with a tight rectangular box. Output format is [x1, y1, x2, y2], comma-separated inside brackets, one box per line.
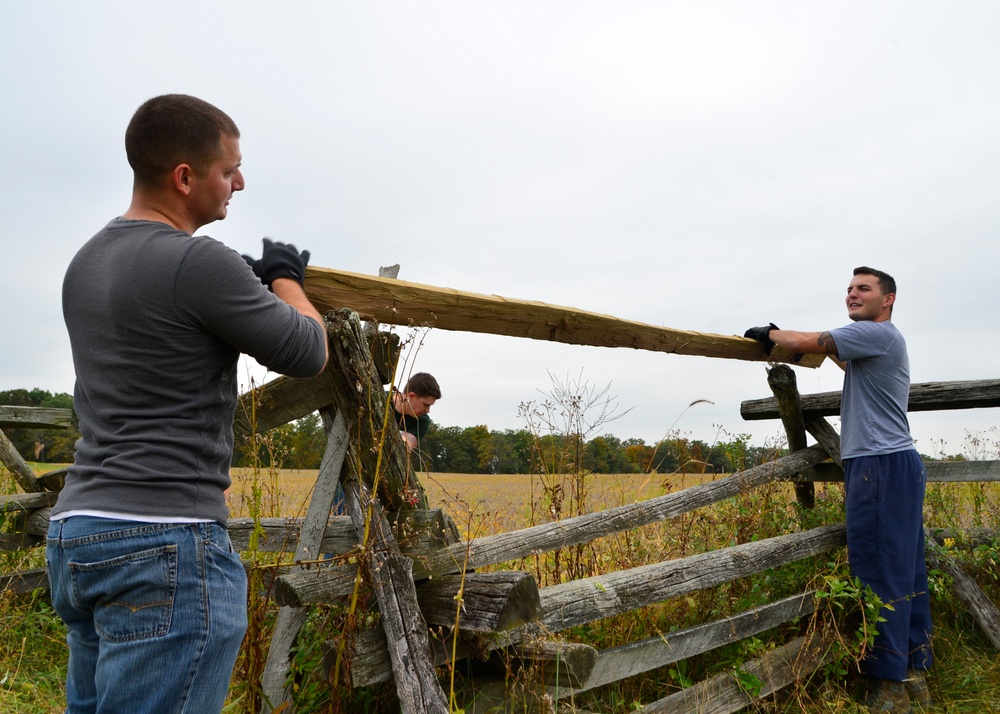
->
[391, 372, 441, 451]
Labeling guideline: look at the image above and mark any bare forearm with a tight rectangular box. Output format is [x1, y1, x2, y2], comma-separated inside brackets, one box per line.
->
[771, 330, 845, 369]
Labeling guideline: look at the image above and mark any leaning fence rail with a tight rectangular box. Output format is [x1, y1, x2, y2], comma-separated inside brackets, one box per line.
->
[3, 271, 1000, 713]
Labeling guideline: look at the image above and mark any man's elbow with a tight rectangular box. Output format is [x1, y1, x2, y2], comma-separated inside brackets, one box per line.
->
[311, 348, 329, 378]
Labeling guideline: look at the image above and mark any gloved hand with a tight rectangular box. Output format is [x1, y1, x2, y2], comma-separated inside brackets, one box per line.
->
[260, 238, 310, 288]
[744, 323, 780, 356]
[241, 254, 264, 283]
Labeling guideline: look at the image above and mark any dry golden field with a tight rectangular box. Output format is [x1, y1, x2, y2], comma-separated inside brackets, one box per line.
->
[229, 467, 736, 537]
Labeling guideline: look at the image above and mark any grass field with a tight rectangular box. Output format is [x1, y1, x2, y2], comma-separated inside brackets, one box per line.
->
[228, 468, 720, 535]
[4, 465, 1000, 712]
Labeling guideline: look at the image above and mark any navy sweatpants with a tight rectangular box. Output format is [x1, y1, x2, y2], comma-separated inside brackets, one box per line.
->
[843, 449, 933, 680]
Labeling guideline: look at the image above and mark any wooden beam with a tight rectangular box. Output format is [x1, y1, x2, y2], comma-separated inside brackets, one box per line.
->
[1, 492, 57, 513]
[636, 633, 831, 714]
[273, 448, 828, 608]
[804, 417, 843, 469]
[925, 460, 1000, 482]
[925, 529, 1000, 650]
[342, 479, 450, 712]
[304, 266, 822, 367]
[765, 460, 1000, 484]
[324, 308, 429, 511]
[574, 592, 815, 696]
[767, 365, 815, 509]
[260, 407, 351, 712]
[0, 405, 73, 429]
[228, 509, 457, 556]
[0, 567, 48, 595]
[535, 524, 844, 634]
[416, 571, 541, 632]
[486, 640, 599, 690]
[233, 372, 337, 441]
[0, 429, 41, 493]
[742, 378, 1000, 421]
[417, 446, 830, 580]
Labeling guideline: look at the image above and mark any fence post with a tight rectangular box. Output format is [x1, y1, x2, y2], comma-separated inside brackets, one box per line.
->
[260, 408, 350, 712]
[766, 365, 815, 509]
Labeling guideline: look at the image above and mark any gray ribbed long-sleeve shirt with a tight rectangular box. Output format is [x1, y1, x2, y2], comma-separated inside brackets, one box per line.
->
[55, 219, 328, 523]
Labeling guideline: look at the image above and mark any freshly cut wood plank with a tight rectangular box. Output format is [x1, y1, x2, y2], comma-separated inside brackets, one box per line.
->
[304, 266, 821, 367]
[741, 378, 1000, 420]
[0, 406, 73, 429]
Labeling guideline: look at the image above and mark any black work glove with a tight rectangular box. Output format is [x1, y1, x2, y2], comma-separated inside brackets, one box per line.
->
[260, 238, 310, 288]
[744, 323, 780, 356]
[241, 254, 264, 283]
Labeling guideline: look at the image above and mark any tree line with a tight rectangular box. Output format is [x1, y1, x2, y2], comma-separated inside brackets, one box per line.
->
[1, 388, 776, 475]
[2, 388, 968, 475]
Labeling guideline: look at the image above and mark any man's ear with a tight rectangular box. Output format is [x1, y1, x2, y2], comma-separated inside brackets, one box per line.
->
[172, 164, 195, 195]
[883, 292, 896, 308]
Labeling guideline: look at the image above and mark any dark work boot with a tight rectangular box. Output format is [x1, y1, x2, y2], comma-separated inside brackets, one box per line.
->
[866, 679, 913, 713]
[904, 669, 932, 708]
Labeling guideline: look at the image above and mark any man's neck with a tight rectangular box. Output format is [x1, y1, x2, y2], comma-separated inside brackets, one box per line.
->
[123, 188, 196, 234]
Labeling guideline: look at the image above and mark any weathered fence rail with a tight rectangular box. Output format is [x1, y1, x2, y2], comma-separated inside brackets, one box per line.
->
[3, 270, 1000, 713]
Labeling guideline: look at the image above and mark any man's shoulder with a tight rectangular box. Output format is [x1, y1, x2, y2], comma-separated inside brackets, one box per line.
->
[831, 320, 901, 343]
[832, 320, 904, 362]
[833, 319, 899, 334]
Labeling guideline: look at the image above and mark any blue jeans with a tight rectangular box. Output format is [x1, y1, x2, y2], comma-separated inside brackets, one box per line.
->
[844, 450, 933, 680]
[46, 517, 248, 714]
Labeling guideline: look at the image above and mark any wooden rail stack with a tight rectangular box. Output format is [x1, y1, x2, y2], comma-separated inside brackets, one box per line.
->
[2, 269, 1000, 713]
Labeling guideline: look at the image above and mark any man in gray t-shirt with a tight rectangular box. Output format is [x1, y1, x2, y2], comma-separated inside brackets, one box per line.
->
[745, 267, 931, 712]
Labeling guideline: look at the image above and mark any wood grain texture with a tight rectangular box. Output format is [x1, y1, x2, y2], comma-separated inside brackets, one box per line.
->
[637, 633, 831, 714]
[536, 524, 844, 633]
[925, 530, 1000, 650]
[304, 266, 822, 367]
[767, 365, 815, 508]
[742, 378, 1000, 420]
[0, 405, 73, 429]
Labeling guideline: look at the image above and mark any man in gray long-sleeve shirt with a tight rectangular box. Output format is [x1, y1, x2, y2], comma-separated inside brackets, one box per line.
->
[47, 94, 329, 713]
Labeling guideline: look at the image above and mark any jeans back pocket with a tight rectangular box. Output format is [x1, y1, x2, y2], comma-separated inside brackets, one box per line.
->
[70, 544, 178, 642]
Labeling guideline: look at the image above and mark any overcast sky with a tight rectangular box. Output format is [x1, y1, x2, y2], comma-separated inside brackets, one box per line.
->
[3, 2, 999, 457]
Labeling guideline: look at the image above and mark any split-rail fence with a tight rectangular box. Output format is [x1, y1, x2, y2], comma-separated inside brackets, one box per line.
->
[2, 266, 999, 713]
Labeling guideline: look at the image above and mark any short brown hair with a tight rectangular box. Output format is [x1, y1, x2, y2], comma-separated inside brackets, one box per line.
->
[125, 94, 240, 188]
[854, 266, 897, 295]
[404, 373, 441, 399]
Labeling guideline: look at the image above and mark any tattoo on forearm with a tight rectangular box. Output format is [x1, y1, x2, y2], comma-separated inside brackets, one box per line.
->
[816, 332, 838, 356]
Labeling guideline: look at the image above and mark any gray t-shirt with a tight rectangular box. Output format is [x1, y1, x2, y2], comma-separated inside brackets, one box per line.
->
[55, 218, 328, 523]
[829, 320, 913, 459]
